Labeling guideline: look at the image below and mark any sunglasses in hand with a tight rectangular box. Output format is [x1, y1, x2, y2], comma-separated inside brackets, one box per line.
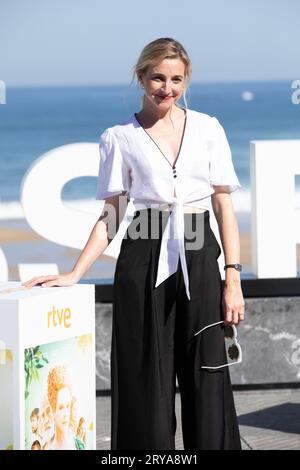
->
[194, 320, 242, 370]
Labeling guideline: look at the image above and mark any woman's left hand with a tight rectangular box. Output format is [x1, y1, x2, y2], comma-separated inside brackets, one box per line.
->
[222, 283, 245, 326]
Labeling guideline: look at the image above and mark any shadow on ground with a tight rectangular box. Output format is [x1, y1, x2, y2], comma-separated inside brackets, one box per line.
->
[238, 402, 300, 434]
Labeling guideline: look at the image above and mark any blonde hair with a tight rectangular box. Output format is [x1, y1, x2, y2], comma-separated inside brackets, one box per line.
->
[47, 365, 71, 412]
[131, 37, 192, 109]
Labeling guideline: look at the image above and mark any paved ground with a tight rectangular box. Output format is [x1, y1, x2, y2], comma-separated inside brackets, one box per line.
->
[96, 388, 300, 450]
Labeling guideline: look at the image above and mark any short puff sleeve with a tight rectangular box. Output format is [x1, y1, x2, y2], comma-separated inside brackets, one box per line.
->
[96, 128, 131, 200]
[207, 117, 241, 193]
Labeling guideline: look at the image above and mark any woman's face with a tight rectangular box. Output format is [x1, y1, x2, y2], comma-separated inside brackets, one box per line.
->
[54, 387, 71, 432]
[40, 400, 54, 437]
[140, 58, 186, 110]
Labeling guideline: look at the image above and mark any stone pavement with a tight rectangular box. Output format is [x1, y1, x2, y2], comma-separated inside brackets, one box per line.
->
[96, 388, 300, 450]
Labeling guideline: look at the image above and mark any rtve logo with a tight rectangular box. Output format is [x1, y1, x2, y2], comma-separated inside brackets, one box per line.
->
[47, 306, 71, 329]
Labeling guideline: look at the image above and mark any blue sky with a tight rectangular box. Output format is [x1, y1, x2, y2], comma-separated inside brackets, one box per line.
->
[0, 0, 299, 86]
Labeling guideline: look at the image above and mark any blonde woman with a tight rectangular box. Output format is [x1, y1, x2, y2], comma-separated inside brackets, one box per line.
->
[23, 38, 245, 450]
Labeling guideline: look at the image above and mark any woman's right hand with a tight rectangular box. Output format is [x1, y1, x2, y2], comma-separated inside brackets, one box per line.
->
[21, 271, 80, 288]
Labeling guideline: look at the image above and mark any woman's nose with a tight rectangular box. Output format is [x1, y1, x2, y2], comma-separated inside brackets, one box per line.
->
[162, 80, 172, 93]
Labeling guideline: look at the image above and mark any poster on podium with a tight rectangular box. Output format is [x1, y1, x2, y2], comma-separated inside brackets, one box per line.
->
[0, 282, 96, 450]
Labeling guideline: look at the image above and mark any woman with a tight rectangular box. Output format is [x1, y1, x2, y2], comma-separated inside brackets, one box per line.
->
[23, 37, 245, 450]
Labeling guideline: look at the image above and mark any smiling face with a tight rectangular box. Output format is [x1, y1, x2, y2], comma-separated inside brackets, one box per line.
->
[139, 58, 186, 111]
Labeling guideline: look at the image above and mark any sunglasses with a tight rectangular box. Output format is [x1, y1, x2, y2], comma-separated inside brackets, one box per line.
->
[193, 320, 242, 370]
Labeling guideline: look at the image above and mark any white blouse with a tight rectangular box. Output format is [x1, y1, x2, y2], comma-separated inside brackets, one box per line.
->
[96, 108, 241, 301]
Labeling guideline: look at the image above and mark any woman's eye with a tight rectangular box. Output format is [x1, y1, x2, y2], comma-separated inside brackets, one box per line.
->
[152, 77, 182, 83]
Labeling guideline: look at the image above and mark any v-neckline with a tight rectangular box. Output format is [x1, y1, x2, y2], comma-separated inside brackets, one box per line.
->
[133, 108, 188, 169]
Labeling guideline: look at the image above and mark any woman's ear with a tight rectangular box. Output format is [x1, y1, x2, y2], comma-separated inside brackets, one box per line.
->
[138, 74, 145, 88]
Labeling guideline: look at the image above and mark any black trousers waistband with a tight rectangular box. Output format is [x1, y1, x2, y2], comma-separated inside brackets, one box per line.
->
[133, 208, 210, 220]
[125, 208, 215, 251]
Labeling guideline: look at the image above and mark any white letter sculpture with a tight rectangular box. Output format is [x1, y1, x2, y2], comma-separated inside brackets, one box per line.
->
[21, 143, 133, 261]
[251, 140, 300, 278]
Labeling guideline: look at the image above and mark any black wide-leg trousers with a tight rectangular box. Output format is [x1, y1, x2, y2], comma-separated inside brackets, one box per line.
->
[111, 208, 241, 450]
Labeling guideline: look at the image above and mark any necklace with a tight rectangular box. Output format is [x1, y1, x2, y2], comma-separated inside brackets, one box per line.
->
[134, 109, 187, 176]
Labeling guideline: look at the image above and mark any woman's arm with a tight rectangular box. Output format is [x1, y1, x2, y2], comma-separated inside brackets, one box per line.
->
[22, 192, 128, 288]
[211, 185, 245, 325]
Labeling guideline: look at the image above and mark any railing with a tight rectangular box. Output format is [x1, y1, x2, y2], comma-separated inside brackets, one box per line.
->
[79, 276, 300, 303]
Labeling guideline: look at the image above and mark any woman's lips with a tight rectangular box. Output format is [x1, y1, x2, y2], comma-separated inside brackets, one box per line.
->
[157, 95, 173, 100]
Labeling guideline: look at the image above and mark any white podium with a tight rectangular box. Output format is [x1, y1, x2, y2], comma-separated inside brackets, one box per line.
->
[0, 282, 96, 450]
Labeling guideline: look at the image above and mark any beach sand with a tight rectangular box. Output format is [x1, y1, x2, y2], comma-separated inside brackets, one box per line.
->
[0, 219, 118, 281]
[0, 227, 43, 243]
